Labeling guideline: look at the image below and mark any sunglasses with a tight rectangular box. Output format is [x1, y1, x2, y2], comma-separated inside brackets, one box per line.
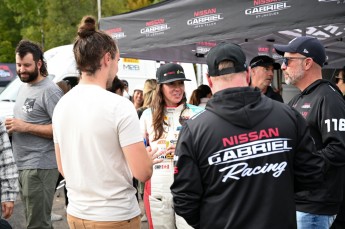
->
[282, 57, 307, 66]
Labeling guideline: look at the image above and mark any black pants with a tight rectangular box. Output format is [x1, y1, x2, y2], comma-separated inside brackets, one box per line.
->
[56, 173, 68, 206]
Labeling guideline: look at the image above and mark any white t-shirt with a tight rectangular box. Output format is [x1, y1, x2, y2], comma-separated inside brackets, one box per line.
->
[53, 84, 142, 221]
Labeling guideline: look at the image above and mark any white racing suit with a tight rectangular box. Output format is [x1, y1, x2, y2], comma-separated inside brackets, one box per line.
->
[140, 103, 203, 229]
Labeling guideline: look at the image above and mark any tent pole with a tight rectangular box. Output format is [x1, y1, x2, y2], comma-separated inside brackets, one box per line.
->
[97, 0, 101, 22]
[197, 64, 203, 85]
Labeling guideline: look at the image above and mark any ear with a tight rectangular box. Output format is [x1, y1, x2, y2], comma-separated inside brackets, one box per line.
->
[305, 58, 313, 70]
[103, 52, 111, 66]
[36, 59, 42, 70]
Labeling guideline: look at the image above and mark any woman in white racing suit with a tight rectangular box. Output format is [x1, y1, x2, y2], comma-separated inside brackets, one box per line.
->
[140, 63, 203, 229]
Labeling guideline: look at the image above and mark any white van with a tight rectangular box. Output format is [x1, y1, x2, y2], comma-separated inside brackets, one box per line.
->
[0, 45, 197, 121]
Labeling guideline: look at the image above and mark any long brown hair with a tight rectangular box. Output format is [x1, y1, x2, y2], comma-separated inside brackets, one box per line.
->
[73, 15, 118, 76]
[151, 84, 187, 141]
[143, 79, 157, 108]
[189, 84, 212, 106]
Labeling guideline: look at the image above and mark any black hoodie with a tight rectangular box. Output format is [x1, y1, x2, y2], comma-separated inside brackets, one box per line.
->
[171, 87, 323, 229]
[289, 79, 345, 215]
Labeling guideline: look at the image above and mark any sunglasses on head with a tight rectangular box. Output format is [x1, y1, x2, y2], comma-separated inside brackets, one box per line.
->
[282, 57, 307, 66]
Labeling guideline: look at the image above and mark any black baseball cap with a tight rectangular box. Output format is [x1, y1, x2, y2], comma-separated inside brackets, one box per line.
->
[250, 55, 280, 70]
[273, 36, 326, 67]
[206, 42, 247, 77]
[156, 63, 191, 84]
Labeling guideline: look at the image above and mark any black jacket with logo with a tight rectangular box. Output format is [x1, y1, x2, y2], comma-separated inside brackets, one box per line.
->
[171, 87, 323, 229]
[289, 79, 345, 215]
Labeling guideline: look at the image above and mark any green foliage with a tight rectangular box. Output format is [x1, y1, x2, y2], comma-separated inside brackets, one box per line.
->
[0, 0, 163, 63]
[44, 0, 97, 50]
[0, 41, 15, 62]
[3, 0, 46, 43]
[0, 1, 22, 62]
[126, 0, 155, 11]
[102, 0, 128, 16]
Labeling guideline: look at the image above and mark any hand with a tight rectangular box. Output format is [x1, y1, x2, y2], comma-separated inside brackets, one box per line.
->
[165, 144, 176, 159]
[147, 146, 164, 165]
[5, 117, 26, 134]
[2, 201, 14, 219]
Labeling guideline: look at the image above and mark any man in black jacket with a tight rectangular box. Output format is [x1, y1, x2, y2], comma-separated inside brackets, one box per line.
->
[274, 36, 345, 229]
[249, 55, 284, 102]
[171, 42, 323, 229]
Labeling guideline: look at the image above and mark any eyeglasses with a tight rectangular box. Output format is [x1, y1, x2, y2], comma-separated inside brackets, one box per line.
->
[282, 57, 307, 66]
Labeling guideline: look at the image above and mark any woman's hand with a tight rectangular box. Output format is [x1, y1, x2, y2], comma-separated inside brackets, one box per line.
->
[147, 146, 164, 165]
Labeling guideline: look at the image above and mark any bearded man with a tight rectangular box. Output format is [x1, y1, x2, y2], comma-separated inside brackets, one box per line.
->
[5, 40, 63, 229]
[274, 36, 345, 229]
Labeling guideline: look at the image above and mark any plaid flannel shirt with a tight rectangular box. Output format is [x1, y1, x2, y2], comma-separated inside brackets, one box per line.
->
[0, 122, 19, 204]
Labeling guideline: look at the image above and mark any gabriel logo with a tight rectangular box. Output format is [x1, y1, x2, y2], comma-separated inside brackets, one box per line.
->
[245, 1, 291, 18]
[105, 28, 126, 40]
[140, 18, 170, 36]
[187, 8, 223, 28]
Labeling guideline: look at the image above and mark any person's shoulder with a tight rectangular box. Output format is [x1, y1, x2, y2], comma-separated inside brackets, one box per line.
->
[271, 98, 292, 111]
[186, 103, 204, 114]
[42, 77, 59, 88]
[40, 77, 55, 86]
[107, 91, 133, 106]
[184, 104, 207, 126]
[309, 79, 338, 95]
[41, 79, 64, 97]
[313, 82, 345, 104]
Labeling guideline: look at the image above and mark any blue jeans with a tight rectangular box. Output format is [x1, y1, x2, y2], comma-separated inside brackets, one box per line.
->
[297, 211, 336, 229]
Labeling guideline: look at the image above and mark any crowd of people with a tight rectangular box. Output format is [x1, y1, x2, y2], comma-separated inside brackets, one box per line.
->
[1, 14, 345, 229]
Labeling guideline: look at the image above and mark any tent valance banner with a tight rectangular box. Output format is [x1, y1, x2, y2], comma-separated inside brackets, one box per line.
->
[99, 0, 345, 68]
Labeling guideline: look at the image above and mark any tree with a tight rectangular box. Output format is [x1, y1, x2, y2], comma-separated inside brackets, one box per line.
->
[45, 0, 97, 50]
[3, 0, 47, 48]
[102, 0, 128, 17]
[0, 1, 28, 62]
[0, 0, 163, 63]
[126, 0, 155, 11]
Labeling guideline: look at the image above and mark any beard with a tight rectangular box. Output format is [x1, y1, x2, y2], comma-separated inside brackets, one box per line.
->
[17, 65, 39, 83]
[284, 66, 305, 86]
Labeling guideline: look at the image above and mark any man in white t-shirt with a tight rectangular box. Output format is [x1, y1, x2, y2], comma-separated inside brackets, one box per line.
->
[52, 16, 157, 228]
